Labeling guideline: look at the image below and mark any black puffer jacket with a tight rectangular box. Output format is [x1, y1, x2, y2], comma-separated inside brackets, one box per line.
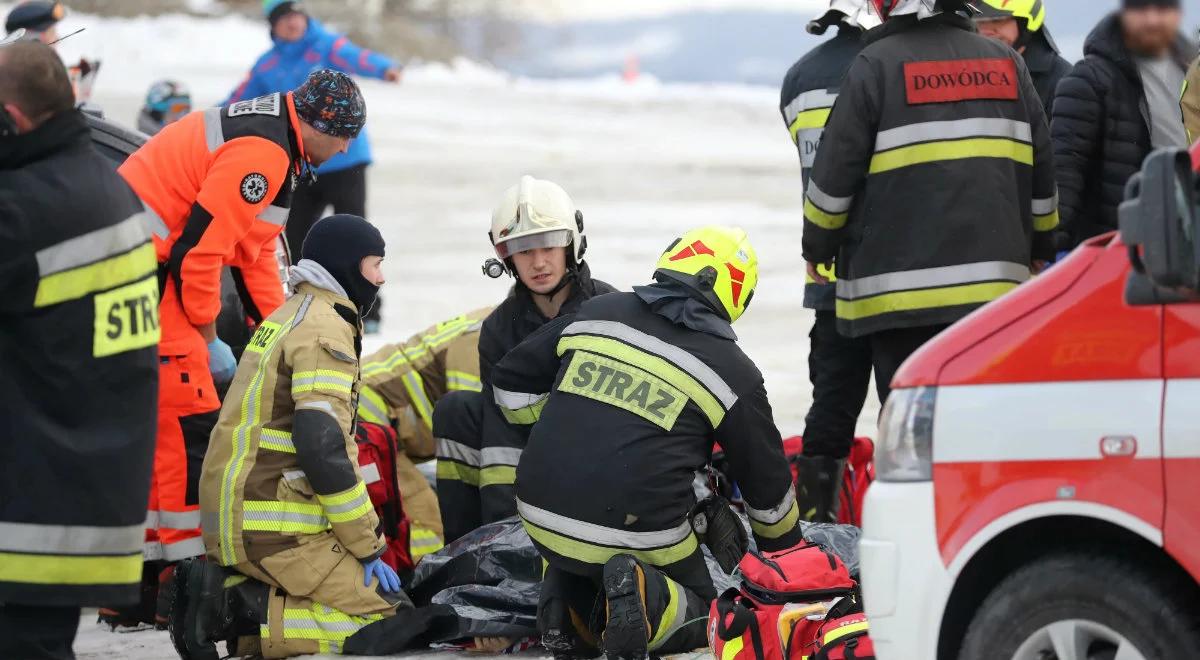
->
[1051, 13, 1196, 245]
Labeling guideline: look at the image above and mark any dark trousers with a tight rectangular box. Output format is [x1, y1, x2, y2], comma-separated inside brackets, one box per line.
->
[868, 324, 949, 404]
[285, 164, 379, 322]
[802, 310, 874, 459]
[433, 391, 486, 544]
[0, 604, 79, 660]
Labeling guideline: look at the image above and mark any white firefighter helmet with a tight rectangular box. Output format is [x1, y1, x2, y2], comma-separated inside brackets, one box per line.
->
[808, 0, 884, 35]
[489, 175, 585, 264]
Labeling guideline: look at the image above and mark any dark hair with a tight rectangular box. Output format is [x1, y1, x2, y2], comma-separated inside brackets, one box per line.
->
[0, 40, 74, 122]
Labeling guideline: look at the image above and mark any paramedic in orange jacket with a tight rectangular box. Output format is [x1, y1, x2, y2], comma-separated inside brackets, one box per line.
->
[118, 69, 368, 569]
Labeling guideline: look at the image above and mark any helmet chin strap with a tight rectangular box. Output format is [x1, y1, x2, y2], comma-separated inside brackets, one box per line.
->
[534, 268, 577, 300]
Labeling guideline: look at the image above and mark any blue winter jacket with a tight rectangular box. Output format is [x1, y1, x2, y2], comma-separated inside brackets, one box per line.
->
[224, 18, 396, 174]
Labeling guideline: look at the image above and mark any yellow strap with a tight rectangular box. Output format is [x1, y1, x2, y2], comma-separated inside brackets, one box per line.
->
[0, 551, 141, 586]
[869, 137, 1033, 175]
[824, 620, 869, 644]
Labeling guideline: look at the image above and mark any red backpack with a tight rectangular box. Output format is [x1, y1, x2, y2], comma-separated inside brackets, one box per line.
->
[708, 544, 857, 660]
[808, 597, 873, 660]
[354, 422, 414, 573]
[782, 436, 875, 527]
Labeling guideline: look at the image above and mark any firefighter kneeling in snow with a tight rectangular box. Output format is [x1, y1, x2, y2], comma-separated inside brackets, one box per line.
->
[491, 226, 803, 659]
[172, 215, 409, 660]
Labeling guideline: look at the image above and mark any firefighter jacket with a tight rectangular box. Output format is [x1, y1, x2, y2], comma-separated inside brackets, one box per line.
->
[0, 110, 158, 607]
[802, 13, 1059, 338]
[780, 25, 865, 311]
[1184, 55, 1200, 144]
[492, 292, 803, 570]
[200, 264, 384, 567]
[358, 307, 493, 460]
[120, 91, 307, 335]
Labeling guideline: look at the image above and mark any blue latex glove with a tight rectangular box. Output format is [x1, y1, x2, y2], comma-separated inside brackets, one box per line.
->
[207, 337, 237, 383]
[363, 558, 402, 593]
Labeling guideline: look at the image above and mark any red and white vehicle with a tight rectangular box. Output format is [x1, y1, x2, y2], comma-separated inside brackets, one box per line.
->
[861, 143, 1200, 660]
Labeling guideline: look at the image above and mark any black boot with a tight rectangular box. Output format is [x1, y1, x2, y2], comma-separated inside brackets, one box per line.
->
[601, 555, 650, 660]
[540, 567, 601, 660]
[794, 455, 846, 523]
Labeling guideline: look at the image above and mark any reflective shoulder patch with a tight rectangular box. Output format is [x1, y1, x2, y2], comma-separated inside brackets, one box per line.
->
[556, 350, 688, 431]
[228, 92, 281, 117]
[904, 58, 1018, 105]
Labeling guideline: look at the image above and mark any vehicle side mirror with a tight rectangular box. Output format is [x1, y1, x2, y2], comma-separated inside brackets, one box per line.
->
[1119, 148, 1199, 303]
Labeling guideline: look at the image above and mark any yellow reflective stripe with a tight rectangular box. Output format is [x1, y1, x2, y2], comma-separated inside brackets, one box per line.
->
[500, 397, 546, 425]
[446, 369, 483, 392]
[721, 635, 745, 660]
[410, 528, 444, 560]
[317, 482, 374, 523]
[241, 500, 330, 535]
[1033, 209, 1060, 232]
[837, 281, 1018, 321]
[870, 138, 1033, 175]
[824, 620, 869, 644]
[361, 318, 476, 378]
[34, 242, 156, 308]
[436, 460, 480, 486]
[649, 578, 684, 650]
[357, 385, 390, 425]
[259, 428, 295, 453]
[557, 335, 725, 428]
[401, 371, 434, 430]
[521, 519, 699, 567]
[480, 465, 517, 488]
[267, 604, 385, 642]
[221, 310, 298, 565]
[788, 107, 831, 141]
[292, 369, 354, 396]
[804, 198, 848, 231]
[0, 551, 141, 585]
[749, 501, 800, 540]
[805, 263, 837, 284]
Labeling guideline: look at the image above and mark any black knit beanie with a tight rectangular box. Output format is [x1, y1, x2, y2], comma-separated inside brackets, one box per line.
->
[1123, 0, 1180, 8]
[302, 214, 386, 315]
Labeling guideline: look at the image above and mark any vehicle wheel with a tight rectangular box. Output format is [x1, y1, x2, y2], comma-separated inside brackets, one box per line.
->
[958, 553, 1200, 660]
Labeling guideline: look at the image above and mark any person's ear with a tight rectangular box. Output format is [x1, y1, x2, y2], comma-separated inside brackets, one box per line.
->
[0, 103, 33, 136]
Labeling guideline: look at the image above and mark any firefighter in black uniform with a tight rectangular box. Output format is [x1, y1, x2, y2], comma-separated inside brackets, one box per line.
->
[0, 40, 158, 659]
[434, 176, 615, 543]
[492, 226, 803, 660]
[780, 0, 879, 523]
[972, 0, 1071, 119]
[803, 0, 1059, 405]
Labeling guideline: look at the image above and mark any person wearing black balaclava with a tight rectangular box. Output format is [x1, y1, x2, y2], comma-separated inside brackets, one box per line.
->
[178, 213, 410, 660]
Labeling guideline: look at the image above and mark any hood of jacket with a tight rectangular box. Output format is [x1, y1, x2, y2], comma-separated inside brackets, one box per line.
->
[288, 258, 350, 302]
[633, 280, 737, 341]
[270, 16, 325, 57]
[0, 109, 90, 171]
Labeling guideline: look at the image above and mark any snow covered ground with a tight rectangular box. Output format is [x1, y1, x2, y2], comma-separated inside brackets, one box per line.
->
[50, 7, 879, 658]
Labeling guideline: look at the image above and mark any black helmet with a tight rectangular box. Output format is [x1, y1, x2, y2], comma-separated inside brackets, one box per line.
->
[6, 1, 64, 36]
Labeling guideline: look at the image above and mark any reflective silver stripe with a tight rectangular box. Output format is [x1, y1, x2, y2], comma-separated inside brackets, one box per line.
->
[493, 386, 547, 411]
[142, 203, 170, 239]
[260, 428, 296, 451]
[257, 205, 289, 226]
[161, 536, 207, 561]
[293, 294, 315, 328]
[143, 540, 164, 562]
[805, 179, 853, 214]
[35, 212, 150, 277]
[203, 107, 225, 152]
[796, 128, 824, 169]
[481, 447, 522, 467]
[144, 511, 159, 529]
[517, 499, 692, 549]
[281, 618, 362, 633]
[783, 88, 838, 125]
[357, 391, 389, 424]
[437, 438, 481, 466]
[745, 487, 796, 525]
[158, 510, 202, 529]
[360, 462, 382, 485]
[1032, 194, 1059, 216]
[299, 400, 334, 413]
[0, 521, 144, 555]
[293, 374, 354, 391]
[282, 469, 307, 482]
[837, 261, 1031, 300]
[321, 490, 372, 516]
[874, 118, 1032, 153]
[241, 509, 328, 526]
[561, 320, 738, 411]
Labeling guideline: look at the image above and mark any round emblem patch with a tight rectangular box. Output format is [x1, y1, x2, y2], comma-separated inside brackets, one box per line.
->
[240, 173, 268, 204]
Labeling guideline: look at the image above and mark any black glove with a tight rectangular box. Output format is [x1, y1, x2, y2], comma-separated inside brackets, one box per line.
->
[691, 496, 748, 574]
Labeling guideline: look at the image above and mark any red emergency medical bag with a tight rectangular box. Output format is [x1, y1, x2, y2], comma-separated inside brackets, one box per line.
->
[354, 422, 414, 573]
[708, 543, 858, 660]
[782, 436, 875, 527]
